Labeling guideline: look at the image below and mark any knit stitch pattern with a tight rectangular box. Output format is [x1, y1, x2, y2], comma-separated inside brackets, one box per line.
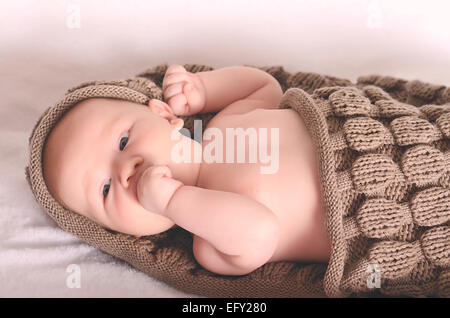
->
[278, 84, 449, 297]
[25, 63, 449, 297]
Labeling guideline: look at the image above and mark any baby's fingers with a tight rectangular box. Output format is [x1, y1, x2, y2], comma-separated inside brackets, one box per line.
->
[183, 82, 204, 113]
[162, 72, 192, 91]
[149, 165, 172, 178]
[163, 82, 184, 101]
[167, 94, 189, 116]
[165, 65, 186, 76]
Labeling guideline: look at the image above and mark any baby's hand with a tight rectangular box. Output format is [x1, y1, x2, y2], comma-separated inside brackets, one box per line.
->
[162, 65, 206, 116]
[136, 165, 183, 216]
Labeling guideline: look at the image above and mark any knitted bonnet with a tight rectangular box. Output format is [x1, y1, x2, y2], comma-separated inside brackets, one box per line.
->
[25, 63, 450, 297]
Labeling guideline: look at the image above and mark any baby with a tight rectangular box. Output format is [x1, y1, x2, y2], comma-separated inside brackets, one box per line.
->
[43, 65, 331, 276]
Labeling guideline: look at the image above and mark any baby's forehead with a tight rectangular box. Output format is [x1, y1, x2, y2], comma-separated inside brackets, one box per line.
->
[60, 98, 143, 126]
[47, 97, 147, 151]
[71, 97, 132, 115]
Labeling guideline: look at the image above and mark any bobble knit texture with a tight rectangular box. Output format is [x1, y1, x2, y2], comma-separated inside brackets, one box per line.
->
[25, 64, 450, 297]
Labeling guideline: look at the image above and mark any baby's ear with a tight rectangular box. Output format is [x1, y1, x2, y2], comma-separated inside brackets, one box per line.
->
[169, 118, 184, 130]
[149, 99, 184, 129]
[148, 99, 173, 119]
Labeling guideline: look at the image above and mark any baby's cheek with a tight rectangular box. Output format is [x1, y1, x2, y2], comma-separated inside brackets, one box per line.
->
[110, 193, 138, 223]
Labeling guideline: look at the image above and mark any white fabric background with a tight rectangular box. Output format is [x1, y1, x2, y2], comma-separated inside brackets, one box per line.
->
[1, 0, 449, 297]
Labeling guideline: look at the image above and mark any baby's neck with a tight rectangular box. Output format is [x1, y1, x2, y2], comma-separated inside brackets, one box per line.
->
[171, 135, 202, 187]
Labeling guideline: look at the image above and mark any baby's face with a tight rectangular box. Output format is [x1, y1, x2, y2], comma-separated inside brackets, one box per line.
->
[43, 98, 197, 236]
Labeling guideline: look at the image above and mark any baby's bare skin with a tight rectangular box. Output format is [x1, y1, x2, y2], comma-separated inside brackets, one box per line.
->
[198, 107, 330, 265]
[43, 65, 331, 277]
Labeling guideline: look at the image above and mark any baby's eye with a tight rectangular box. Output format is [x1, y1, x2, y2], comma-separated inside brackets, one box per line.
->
[103, 179, 111, 198]
[103, 131, 128, 199]
[119, 131, 129, 151]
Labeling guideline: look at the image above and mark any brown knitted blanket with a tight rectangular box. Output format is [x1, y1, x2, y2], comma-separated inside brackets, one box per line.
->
[26, 64, 450, 297]
[276, 84, 450, 297]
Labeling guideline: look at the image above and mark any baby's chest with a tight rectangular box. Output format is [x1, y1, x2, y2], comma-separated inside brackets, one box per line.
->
[196, 138, 318, 228]
[197, 108, 320, 222]
[199, 161, 302, 216]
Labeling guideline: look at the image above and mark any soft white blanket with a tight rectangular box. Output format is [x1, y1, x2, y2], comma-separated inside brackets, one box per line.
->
[1, 0, 449, 297]
[0, 61, 199, 297]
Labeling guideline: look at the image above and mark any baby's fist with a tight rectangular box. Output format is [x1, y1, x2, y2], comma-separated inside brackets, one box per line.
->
[136, 165, 183, 216]
[162, 65, 206, 116]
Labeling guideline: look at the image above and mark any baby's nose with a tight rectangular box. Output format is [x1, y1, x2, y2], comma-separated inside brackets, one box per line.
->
[120, 156, 144, 188]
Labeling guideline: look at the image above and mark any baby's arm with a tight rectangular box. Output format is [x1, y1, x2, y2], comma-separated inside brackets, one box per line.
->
[136, 165, 280, 275]
[196, 65, 282, 114]
[166, 185, 280, 275]
[162, 65, 283, 116]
